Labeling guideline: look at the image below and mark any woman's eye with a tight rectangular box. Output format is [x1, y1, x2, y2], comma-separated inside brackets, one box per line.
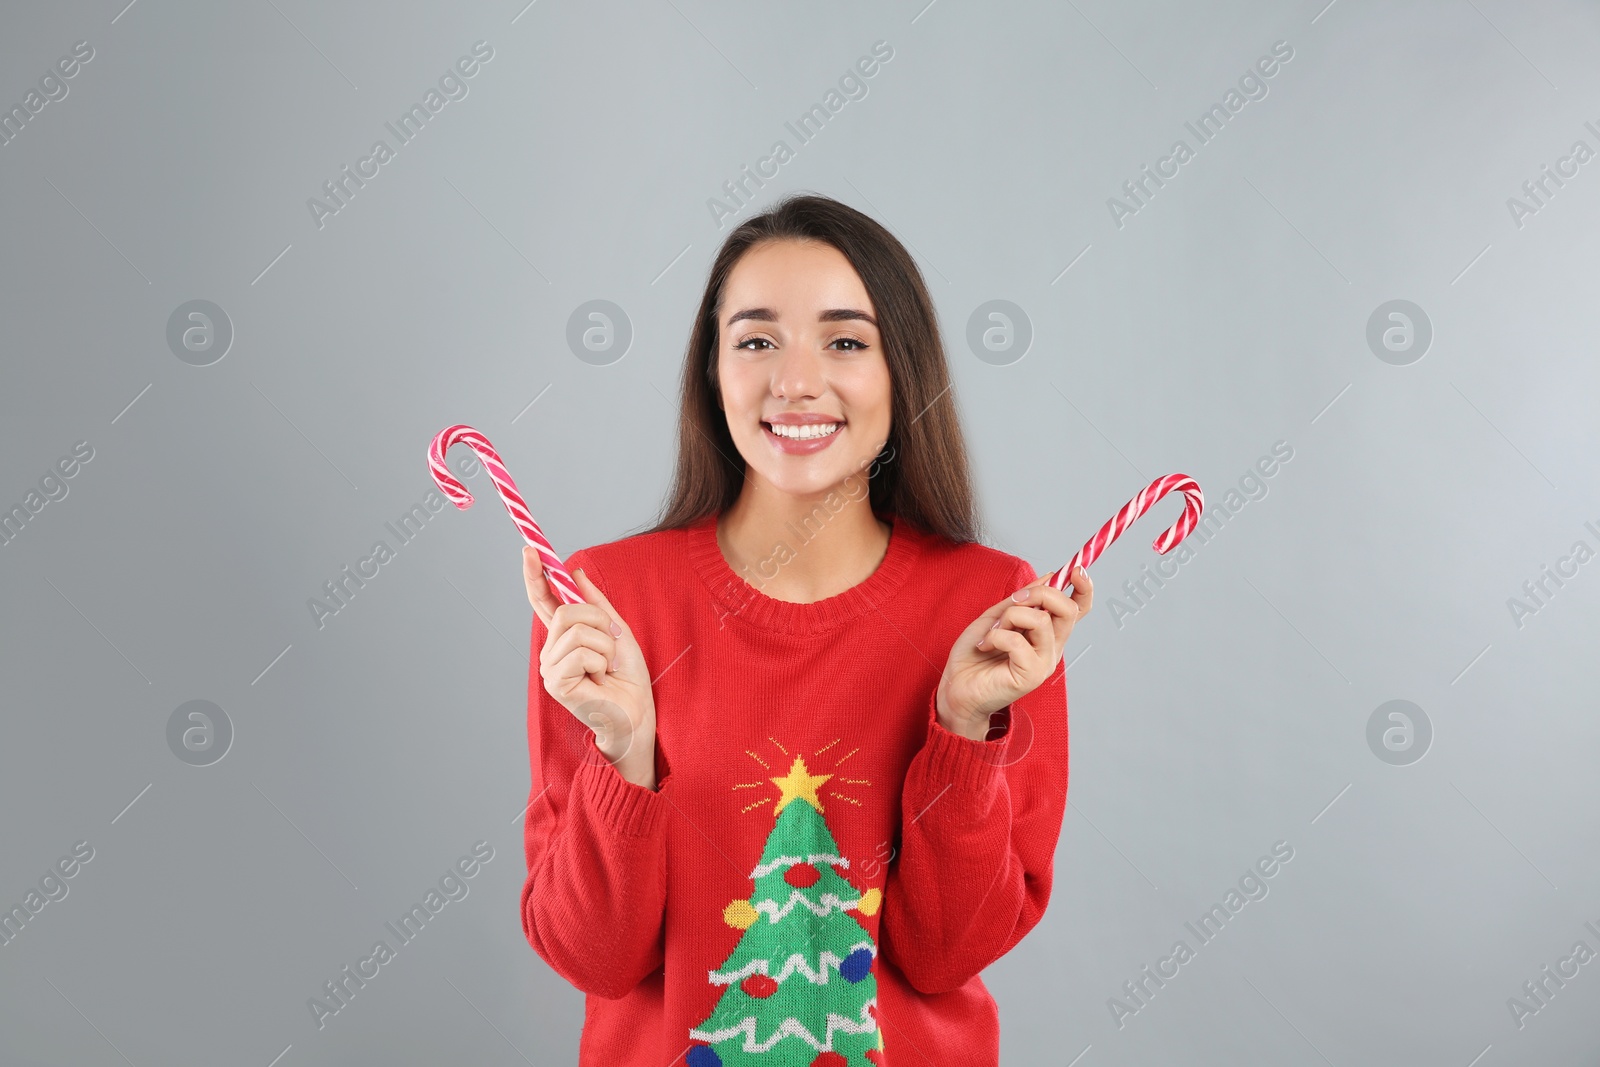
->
[831, 337, 868, 351]
[735, 337, 774, 351]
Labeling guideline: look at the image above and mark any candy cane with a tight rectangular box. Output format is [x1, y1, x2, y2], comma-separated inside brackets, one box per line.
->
[1047, 473, 1205, 596]
[427, 424, 583, 606]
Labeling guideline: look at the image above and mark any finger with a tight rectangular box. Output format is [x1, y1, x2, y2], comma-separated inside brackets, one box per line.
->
[968, 605, 1010, 650]
[1011, 583, 1076, 621]
[982, 625, 1038, 675]
[539, 619, 617, 674]
[987, 576, 1070, 626]
[1067, 565, 1093, 617]
[548, 645, 609, 696]
[969, 568, 1064, 646]
[524, 547, 562, 625]
[567, 645, 611, 687]
[981, 604, 1054, 655]
[971, 585, 1027, 638]
[978, 603, 1042, 647]
[1014, 583, 1079, 647]
[546, 586, 617, 646]
[572, 568, 627, 639]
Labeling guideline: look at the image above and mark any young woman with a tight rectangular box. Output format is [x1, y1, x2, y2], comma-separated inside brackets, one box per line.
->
[519, 194, 1092, 1067]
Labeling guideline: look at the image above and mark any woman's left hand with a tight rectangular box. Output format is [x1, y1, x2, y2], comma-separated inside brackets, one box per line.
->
[935, 566, 1093, 740]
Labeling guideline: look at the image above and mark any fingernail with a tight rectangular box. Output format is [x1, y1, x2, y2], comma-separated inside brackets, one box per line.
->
[990, 620, 1000, 629]
[609, 656, 617, 672]
[1012, 588, 1029, 602]
[609, 620, 622, 636]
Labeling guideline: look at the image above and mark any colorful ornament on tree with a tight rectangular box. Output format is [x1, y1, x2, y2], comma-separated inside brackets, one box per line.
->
[687, 751, 885, 1065]
[724, 899, 758, 930]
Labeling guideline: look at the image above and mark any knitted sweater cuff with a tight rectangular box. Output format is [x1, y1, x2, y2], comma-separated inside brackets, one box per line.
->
[572, 738, 665, 839]
[921, 688, 1007, 795]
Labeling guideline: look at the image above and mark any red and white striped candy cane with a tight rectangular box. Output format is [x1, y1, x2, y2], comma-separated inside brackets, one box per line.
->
[1048, 473, 1205, 595]
[427, 424, 583, 606]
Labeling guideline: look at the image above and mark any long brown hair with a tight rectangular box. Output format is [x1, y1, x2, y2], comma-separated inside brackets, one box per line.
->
[643, 192, 980, 544]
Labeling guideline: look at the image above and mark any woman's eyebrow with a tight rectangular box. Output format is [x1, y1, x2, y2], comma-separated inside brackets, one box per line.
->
[819, 308, 877, 326]
[725, 307, 878, 326]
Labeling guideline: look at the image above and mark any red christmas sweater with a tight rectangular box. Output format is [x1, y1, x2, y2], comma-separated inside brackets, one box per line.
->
[520, 509, 1069, 1067]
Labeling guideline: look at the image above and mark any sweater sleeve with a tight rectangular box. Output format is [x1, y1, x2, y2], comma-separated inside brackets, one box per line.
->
[519, 548, 670, 1000]
[878, 555, 1071, 995]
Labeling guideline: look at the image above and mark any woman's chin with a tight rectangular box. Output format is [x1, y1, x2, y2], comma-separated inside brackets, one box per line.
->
[744, 462, 846, 499]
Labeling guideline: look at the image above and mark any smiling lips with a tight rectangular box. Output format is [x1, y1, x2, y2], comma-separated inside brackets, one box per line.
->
[762, 414, 843, 455]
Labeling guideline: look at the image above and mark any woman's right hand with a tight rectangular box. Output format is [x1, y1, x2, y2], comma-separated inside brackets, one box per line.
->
[524, 548, 657, 790]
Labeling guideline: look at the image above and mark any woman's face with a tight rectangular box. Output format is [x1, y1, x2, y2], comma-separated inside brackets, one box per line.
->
[716, 239, 892, 502]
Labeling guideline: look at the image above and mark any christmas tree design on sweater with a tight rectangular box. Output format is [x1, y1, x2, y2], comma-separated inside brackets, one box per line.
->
[686, 745, 887, 1067]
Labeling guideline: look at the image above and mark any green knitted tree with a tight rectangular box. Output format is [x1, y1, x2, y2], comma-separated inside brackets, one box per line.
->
[686, 755, 886, 1067]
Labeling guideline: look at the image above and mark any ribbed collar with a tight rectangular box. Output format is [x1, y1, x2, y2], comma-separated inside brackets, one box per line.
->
[686, 509, 924, 636]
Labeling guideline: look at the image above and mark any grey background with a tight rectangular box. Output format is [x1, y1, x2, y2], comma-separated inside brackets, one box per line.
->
[2, 0, 1598, 1064]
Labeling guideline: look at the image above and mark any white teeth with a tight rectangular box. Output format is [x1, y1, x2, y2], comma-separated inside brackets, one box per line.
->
[767, 421, 840, 440]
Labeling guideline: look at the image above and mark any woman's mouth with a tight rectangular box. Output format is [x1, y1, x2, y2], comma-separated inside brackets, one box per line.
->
[762, 419, 843, 455]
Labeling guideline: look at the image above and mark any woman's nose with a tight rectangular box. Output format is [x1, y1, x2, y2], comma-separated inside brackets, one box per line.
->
[772, 345, 824, 400]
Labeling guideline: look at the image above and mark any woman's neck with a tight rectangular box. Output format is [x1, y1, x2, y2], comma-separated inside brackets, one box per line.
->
[716, 489, 892, 605]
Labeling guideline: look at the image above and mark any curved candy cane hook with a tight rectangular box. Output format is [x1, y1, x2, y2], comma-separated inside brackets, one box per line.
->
[427, 424, 584, 606]
[1048, 473, 1205, 596]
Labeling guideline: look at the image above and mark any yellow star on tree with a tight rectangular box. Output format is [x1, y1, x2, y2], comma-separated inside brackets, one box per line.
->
[770, 755, 832, 816]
